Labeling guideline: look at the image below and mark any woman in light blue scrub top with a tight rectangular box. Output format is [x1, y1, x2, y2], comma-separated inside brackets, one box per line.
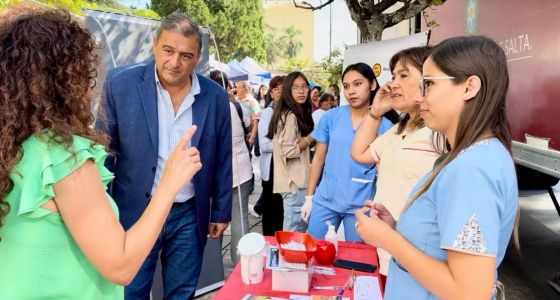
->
[302, 63, 392, 242]
[355, 36, 519, 300]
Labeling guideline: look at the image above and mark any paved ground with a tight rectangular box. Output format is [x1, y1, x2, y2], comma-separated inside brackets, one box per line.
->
[497, 186, 560, 299]
[194, 156, 560, 300]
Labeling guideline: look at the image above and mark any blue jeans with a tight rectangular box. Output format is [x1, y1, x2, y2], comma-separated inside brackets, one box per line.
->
[281, 188, 307, 232]
[125, 200, 203, 300]
[307, 201, 362, 242]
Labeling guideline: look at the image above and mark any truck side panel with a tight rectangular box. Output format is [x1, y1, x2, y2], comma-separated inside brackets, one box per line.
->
[424, 0, 560, 150]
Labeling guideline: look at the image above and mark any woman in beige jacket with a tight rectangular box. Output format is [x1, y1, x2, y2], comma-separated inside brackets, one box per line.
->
[266, 71, 315, 232]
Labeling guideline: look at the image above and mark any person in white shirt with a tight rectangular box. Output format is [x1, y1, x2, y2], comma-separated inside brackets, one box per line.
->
[256, 84, 268, 108]
[227, 100, 253, 265]
[209, 71, 253, 264]
[256, 76, 285, 235]
[312, 93, 334, 125]
[310, 93, 334, 160]
[236, 81, 261, 147]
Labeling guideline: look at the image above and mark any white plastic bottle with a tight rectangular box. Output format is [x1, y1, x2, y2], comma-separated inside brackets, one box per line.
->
[325, 221, 338, 253]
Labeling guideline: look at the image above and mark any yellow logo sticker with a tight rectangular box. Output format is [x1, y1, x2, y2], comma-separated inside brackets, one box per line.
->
[372, 63, 382, 77]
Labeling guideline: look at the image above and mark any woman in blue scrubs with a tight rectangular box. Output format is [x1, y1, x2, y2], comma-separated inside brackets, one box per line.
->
[355, 36, 519, 299]
[302, 63, 393, 241]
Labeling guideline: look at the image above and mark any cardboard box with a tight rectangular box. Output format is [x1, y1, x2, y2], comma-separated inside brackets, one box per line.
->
[271, 255, 313, 293]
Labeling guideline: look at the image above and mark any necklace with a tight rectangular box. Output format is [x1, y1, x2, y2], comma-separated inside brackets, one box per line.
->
[350, 107, 369, 130]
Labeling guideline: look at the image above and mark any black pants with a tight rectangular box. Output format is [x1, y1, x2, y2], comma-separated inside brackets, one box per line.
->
[260, 158, 283, 236]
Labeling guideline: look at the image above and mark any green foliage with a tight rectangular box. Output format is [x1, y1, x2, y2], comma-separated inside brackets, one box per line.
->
[428, 0, 445, 5]
[131, 8, 159, 19]
[278, 49, 342, 90]
[280, 25, 304, 58]
[303, 66, 332, 93]
[151, 0, 210, 24]
[281, 58, 313, 73]
[264, 25, 285, 68]
[264, 24, 306, 69]
[88, 0, 119, 7]
[151, 0, 266, 64]
[212, 0, 266, 63]
[320, 48, 343, 86]
[1, 0, 160, 18]
[0, 0, 21, 10]
[40, 0, 99, 15]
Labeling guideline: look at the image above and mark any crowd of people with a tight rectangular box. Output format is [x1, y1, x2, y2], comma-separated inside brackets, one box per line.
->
[0, 5, 518, 300]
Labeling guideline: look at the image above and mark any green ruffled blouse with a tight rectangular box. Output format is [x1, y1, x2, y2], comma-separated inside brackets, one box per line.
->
[0, 132, 123, 299]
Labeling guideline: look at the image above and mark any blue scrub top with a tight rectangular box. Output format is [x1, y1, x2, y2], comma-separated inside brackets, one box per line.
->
[311, 105, 392, 214]
[385, 138, 518, 300]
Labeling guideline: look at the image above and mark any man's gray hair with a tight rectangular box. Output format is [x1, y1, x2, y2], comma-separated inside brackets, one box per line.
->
[156, 12, 202, 53]
[237, 80, 251, 92]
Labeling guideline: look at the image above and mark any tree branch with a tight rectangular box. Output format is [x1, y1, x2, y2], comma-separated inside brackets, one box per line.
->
[384, 0, 429, 28]
[292, 0, 335, 11]
[375, 0, 399, 14]
[345, 0, 367, 27]
[343, 0, 363, 20]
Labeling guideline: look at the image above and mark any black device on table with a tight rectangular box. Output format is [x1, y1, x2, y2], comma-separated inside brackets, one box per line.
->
[333, 259, 377, 273]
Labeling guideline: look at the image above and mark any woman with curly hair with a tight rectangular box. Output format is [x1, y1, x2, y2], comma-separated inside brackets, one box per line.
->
[0, 7, 202, 299]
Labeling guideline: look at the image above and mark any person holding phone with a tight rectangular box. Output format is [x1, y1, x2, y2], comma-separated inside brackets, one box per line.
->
[350, 46, 441, 283]
[355, 36, 518, 300]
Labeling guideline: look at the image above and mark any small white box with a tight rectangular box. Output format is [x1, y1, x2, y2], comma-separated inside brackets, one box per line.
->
[525, 133, 550, 149]
[271, 266, 313, 293]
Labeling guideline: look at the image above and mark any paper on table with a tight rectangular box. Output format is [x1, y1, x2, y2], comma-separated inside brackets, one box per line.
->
[279, 253, 307, 270]
[241, 294, 289, 300]
[354, 276, 383, 300]
[288, 296, 349, 300]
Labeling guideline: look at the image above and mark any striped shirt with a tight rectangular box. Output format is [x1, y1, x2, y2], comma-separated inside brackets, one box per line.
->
[151, 66, 200, 202]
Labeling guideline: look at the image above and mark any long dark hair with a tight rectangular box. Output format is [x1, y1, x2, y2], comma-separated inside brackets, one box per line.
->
[0, 7, 107, 237]
[256, 84, 267, 102]
[329, 83, 340, 97]
[409, 36, 512, 206]
[342, 63, 400, 123]
[389, 46, 433, 134]
[267, 71, 313, 139]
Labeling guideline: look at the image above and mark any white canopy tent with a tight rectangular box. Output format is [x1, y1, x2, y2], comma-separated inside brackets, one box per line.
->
[210, 58, 249, 82]
[240, 57, 272, 79]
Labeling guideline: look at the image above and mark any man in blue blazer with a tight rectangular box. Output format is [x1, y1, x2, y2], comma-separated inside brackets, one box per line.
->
[96, 13, 232, 300]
